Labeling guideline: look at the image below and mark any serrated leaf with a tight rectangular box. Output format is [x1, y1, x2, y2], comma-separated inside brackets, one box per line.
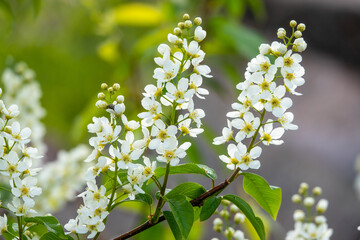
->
[242, 172, 281, 220]
[164, 211, 183, 240]
[168, 195, 194, 239]
[166, 182, 206, 200]
[200, 196, 221, 221]
[24, 216, 68, 239]
[223, 194, 265, 240]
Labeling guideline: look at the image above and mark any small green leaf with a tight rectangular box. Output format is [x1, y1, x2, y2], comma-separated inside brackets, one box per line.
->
[223, 194, 265, 240]
[200, 196, 221, 221]
[151, 163, 217, 184]
[164, 211, 183, 240]
[166, 182, 206, 200]
[242, 172, 282, 220]
[40, 232, 73, 240]
[24, 216, 68, 239]
[168, 195, 194, 239]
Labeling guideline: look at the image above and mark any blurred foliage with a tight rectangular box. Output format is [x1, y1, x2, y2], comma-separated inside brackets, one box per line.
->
[0, 0, 268, 238]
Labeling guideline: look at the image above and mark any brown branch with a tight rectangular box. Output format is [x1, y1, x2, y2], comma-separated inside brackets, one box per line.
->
[113, 179, 230, 240]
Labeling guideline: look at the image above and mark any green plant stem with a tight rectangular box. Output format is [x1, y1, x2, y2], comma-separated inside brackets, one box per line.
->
[17, 216, 23, 240]
[151, 162, 171, 223]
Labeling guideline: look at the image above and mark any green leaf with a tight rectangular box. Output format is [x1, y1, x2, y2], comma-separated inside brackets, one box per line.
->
[40, 232, 73, 240]
[164, 211, 183, 240]
[24, 216, 68, 239]
[200, 196, 221, 221]
[223, 194, 265, 240]
[151, 163, 217, 184]
[242, 172, 282, 220]
[166, 182, 206, 200]
[168, 195, 194, 239]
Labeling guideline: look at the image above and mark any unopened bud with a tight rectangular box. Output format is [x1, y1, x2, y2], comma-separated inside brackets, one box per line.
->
[293, 210, 305, 221]
[234, 213, 245, 224]
[97, 92, 106, 100]
[292, 194, 302, 203]
[116, 95, 124, 103]
[290, 20, 297, 28]
[194, 17, 202, 26]
[297, 23, 306, 32]
[277, 28, 286, 39]
[315, 215, 326, 224]
[184, 20, 192, 28]
[101, 83, 108, 90]
[178, 22, 185, 29]
[113, 83, 120, 91]
[313, 187, 322, 196]
[95, 100, 108, 109]
[173, 27, 182, 36]
[213, 218, 223, 227]
[230, 204, 239, 213]
[294, 30, 302, 38]
[299, 182, 309, 195]
[304, 197, 315, 207]
[316, 199, 328, 213]
[221, 199, 231, 206]
[107, 87, 114, 93]
[220, 210, 229, 219]
[183, 13, 190, 20]
[224, 227, 235, 238]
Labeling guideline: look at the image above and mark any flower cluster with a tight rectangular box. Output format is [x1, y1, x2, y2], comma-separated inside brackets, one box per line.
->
[0, 87, 43, 237]
[66, 13, 211, 238]
[286, 183, 333, 240]
[214, 20, 306, 172]
[35, 145, 90, 214]
[1, 60, 47, 156]
[211, 199, 248, 240]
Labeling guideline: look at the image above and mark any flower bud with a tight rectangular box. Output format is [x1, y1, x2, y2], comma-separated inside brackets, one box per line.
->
[0, 88, 2, 97]
[293, 209, 305, 221]
[315, 215, 326, 224]
[290, 20, 297, 28]
[97, 92, 106, 100]
[277, 28, 286, 39]
[259, 43, 271, 55]
[116, 95, 124, 103]
[107, 87, 114, 93]
[178, 22, 185, 29]
[224, 227, 235, 238]
[294, 30, 302, 38]
[292, 194, 302, 203]
[194, 17, 202, 26]
[293, 38, 307, 52]
[316, 199, 328, 213]
[101, 83, 108, 90]
[221, 199, 231, 206]
[183, 13, 190, 20]
[173, 27, 182, 36]
[113, 83, 120, 91]
[233, 230, 246, 240]
[234, 212, 245, 224]
[220, 209, 229, 219]
[230, 204, 239, 213]
[213, 218, 223, 227]
[313, 186, 322, 196]
[303, 197, 315, 207]
[96, 100, 108, 109]
[298, 182, 309, 195]
[297, 23, 306, 32]
[184, 20, 193, 28]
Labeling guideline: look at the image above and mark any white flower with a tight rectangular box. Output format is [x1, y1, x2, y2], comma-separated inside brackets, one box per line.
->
[127, 166, 146, 189]
[189, 74, 209, 99]
[186, 100, 205, 128]
[143, 83, 163, 98]
[213, 120, 233, 145]
[113, 141, 142, 169]
[168, 33, 182, 45]
[233, 230, 247, 240]
[2, 104, 20, 119]
[64, 218, 87, 234]
[270, 41, 287, 56]
[231, 112, 260, 142]
[278, 112, 298, 130]
[264, 85, 293, 117]
[156, 137, 191, 166]
[85, 156, 111, 180]
[138, 97, 162, 127]
[8, 197, 36, 216]
[106, 102, 125, 117]
[149, 119, 178, 150]
[275, 50, 302, 71]
[259, 43, 271, 55]
[259, 121, 285, 145]
[121, 115, 140, 132]
[0, 151, 29, 178]
[219, 143, 261, 170]
[293, 38, 307, 52]
[133, 127, 151, 149]
[316, 199, 329, 213]
[153, 58, 180, 83]
[177, 116, 203, 137]
[11, 177, 42, 204]
[247, 54, 277, 79]
[194, 26, 206, 42]
[165, 78, 195, 104]
[85, 218, 106, 239]
[4, 121, 31, 145]
[183, 39, 201, 58]
[0, 214, 7, 234]
[142, 156, 156, 179]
